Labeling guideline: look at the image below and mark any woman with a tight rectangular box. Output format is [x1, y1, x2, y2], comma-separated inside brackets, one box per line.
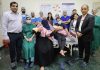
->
[47, 12, 54, 25]
[69, 13, 79, 31]
[22, 16, 36, 69]
[34, 19, 55, 70]
[69, 13, 79, 58]
[91, 9, 100, 56]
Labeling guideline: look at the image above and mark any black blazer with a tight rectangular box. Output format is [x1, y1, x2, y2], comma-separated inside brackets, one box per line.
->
[75, 14, 94, 41]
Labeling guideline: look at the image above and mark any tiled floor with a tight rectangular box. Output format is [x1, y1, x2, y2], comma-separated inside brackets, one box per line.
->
[0, 47, 100, 70]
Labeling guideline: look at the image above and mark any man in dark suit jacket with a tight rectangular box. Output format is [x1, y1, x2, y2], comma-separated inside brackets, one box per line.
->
[75, 4, 94, 66]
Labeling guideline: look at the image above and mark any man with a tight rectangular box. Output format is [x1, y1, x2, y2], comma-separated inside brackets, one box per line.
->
[36, 11, 44, 22]
[72, 9, 77, 15]
[2, 1, 23, 69]
[70, 9, 78, 20]
[75, 4, 94, 67]
[21, 7, 27, 23]
[61, 10, 71, 29]
[21, 7, 26, 14]
[60, 11, 72, 70]
[31, 12, 37, 23]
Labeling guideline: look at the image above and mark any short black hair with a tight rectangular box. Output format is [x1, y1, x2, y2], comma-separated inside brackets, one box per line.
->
[10, 1, 18, 7]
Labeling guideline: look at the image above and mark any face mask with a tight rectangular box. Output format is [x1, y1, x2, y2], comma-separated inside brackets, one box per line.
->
[22, 11, 25, 14]
[26, 20, 31, 24]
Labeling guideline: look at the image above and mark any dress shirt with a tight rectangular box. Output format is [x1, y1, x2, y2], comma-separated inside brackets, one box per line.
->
[78, 14, 87, 32]
[2, 11, 22, 39]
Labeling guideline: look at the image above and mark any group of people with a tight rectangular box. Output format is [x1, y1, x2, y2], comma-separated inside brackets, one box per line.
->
[2, 1, 100, 70]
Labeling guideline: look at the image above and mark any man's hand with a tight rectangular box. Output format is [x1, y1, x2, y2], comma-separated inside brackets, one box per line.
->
[3, 39, 10, 47]
[62, 19, 71, 24]
[77, 32, 82, 38]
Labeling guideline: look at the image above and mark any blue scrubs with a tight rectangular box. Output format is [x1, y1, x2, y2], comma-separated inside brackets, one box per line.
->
[31, 17, 37, 23]
[61, 16, 70, 29]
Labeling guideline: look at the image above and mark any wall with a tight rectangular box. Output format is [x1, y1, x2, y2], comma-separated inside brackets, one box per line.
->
[1, 0, 100, 16]
[0, 0, 100, 45]
[0, 0, 3, 45]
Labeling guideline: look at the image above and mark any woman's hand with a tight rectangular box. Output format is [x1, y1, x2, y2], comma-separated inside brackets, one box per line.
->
[24, 36, 29, 41]
[28, 38, 33, 42]
[58, 26, 63, 30]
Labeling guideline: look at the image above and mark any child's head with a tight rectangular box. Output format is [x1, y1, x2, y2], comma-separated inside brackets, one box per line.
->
[56, 17, 61, 22]
[56, 17, 62, 24]
[26, 16, 31, 24]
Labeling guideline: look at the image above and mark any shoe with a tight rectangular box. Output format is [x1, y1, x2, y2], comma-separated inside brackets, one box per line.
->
[29, 62, 34, 68]
[80, 61, 88, 68]
[91, 52, 96, 57]
[17, 59, 24, 63]
[11, 62, 17, 69]
[24, 63, 29, 70]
